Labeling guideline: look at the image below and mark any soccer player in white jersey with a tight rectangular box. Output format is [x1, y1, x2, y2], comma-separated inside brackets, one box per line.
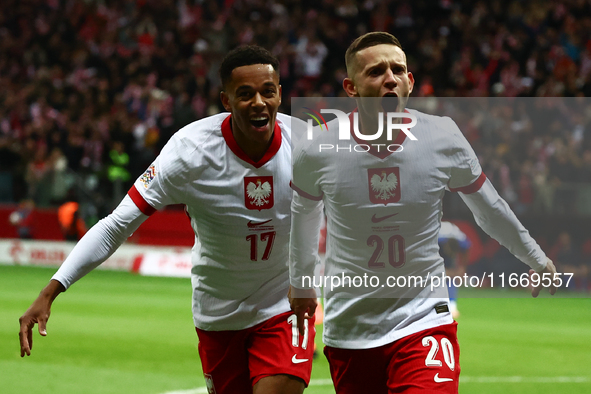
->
[19, 46, 315, 394]
[288, 32, 558, 393]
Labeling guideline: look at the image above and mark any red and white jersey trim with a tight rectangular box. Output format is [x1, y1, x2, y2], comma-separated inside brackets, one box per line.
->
[128, 185, 156, 216]
[221, 114, 282, 168]
[290, 181, 323, 201]
[448, 172, 487, 194]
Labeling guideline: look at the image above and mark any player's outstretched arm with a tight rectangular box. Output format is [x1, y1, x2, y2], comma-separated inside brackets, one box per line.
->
[19, 279, 65, 357]
[459, 179, 555, 296]
[530, 258, 558, 297]
[51, 195, 148, 289]
[288, 285, 318, 336]
[18, 195, 149, 356]
[289, 189, 324, 335]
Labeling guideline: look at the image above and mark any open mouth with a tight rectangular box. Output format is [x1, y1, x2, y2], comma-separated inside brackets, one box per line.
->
[250, 116, 269, 128]
[381, 93, 399, 112]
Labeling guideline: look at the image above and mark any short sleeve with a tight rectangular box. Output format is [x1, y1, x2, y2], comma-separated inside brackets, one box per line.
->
[445, 117, 485, 193]
[291, 140, 324, 201]
[129, 136, 195, 214]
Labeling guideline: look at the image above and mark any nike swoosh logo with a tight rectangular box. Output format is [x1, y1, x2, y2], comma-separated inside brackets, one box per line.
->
[247, 219, 272, 228]
[291, 354, 309, 364]
[434, 373, 454, 383]
[371, 213, 398, 223]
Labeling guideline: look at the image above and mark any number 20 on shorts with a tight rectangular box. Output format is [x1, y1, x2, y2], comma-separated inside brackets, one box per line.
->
[423, 336, 455, 371]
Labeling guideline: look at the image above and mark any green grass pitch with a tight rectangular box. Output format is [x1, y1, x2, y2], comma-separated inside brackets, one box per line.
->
[1, 265, 590, 394]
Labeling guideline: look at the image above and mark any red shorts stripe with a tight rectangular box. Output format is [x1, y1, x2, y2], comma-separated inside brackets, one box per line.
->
[196, 311, 316, 394]
[127, 185, 157, 216]
[449, 172, 487, 194]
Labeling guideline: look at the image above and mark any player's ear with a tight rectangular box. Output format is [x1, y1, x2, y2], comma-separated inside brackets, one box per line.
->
[278, 84, 282, 105]
[407, 72, 415, 94]
[343, 78, 358, 97]
[220, 91, 232, 112]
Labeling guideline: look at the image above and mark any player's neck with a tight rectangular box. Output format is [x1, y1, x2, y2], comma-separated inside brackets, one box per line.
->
[358, 112, 401, 145]
[232, 127, 273, 163]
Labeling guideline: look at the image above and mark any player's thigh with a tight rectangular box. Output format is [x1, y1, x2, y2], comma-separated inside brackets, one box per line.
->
[253, 374, 305, 394]
[386, 322, 460, 394]
[324, 345, 389, 394]
[248, 311, 315, 389]
[196, 327, 252, 394]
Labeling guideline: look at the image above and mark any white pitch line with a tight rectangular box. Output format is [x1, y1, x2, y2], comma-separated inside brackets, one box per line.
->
[160, 376, 590, 394]
[161, 389, 207, 394]
[159, 380, 333, 394]
[460, 376, 590, 383]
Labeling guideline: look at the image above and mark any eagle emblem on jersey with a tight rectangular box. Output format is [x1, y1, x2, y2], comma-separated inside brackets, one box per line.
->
[368, 167, 401, 204]
[244, 176, 274, 210]
[139, 165, 156, 189]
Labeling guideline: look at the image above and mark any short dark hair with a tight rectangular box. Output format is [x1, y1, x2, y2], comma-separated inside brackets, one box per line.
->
[219, 46, 280, 89]
[345, 32, 402, 76]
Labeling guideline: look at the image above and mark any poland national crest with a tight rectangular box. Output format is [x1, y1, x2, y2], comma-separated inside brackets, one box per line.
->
[368, 167, 400, 205]
[244, 176, 274, 210]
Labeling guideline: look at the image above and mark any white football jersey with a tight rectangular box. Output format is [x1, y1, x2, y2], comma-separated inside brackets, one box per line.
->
[130, 112, 293, 331]
[291, 109, 485, 349]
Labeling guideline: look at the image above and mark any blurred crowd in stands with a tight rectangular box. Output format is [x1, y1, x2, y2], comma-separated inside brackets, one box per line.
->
[422, 96, 591, 216]
[0, 0, 590, 286]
